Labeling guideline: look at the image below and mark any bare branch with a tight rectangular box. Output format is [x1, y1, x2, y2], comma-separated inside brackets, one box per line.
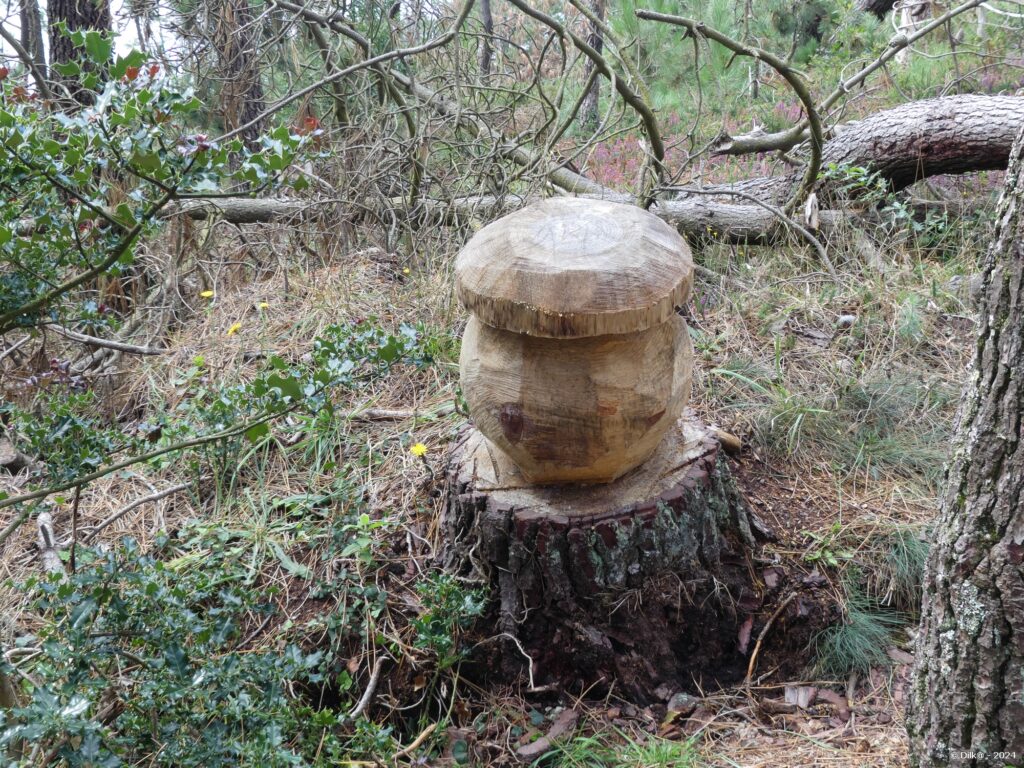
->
[44, 324, 165, 356]
[712, 0, 986, 157]
[219, 0, 478, 143]
[0, 22, 52, 101]
[635, 9, 823, 212]
[508, 0, 665, 205]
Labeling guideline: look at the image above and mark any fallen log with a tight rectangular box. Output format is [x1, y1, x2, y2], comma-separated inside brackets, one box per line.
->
[158, 95, 1021, 241]
[162, 197, 315, 223]
[824, 94, 1022, 191]
[696, 94, 1024, 203]
[161, 192, 850, 244]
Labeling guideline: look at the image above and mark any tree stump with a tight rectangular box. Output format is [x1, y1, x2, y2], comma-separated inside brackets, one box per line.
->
[444, 412, 768, 702]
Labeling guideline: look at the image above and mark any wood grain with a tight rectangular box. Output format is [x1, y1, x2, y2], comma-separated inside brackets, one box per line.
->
[459, 314, 693, 484]
[455, 198, 693, 338]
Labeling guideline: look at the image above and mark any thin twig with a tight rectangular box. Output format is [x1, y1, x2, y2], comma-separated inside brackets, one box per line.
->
[0, 508, 31, 547]
[220, 0, 477, 143]
[507, 0, 665, 206]
[348, 656, 386, 719]
[745, 592, 797, 685]
[672, 186, 838, 280]
[0, 25, 52, 101]
[69, 486, 81, 573]
[83, 482, 191, 543]
[635, 9, 823, 212]
[393, 722, 438, 760]
[0, 334, 31, 365]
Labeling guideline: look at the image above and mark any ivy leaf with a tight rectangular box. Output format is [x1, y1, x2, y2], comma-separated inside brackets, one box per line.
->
[244, 422, 269, 442]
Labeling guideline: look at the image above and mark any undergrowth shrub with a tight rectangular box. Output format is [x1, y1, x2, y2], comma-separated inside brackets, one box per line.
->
[1, 535, 328, 766]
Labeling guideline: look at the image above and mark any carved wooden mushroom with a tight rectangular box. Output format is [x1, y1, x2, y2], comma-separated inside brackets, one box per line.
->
[456, 197, 694, 484]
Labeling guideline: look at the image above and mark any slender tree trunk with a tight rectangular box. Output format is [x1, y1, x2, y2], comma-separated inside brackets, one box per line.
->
[48, 0, 112, 104]
[908, 124, 1024, 766]
[479, 0, 493, 75]
[212, 0, 266, 147]
[579, 0, 604, 132]
[20, 0, 46, 82]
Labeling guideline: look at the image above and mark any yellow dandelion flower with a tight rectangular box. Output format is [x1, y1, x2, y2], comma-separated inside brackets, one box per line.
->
[200, 290, 214, 298]
[402, 267, 411, 275]
[258, 302, 269, 309]
[227, 322, 243, 336]
[410, 442, 428, 457]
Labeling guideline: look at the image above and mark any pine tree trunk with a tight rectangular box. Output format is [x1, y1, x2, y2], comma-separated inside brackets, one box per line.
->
[908, 124, 1024, 766]
[212, 0, 266, 147]
[579, 0, 604, 132]
[20, 0, 46, 82]
[48, 0, 112, 105]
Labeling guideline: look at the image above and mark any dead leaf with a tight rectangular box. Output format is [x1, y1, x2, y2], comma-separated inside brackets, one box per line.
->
[798, 718, 826, 735]
[514, 708, 578, 761]
[817, 689, 851, 722]
[785, 685, 818, 709]
[738, 615, 754, 654]
[681, 707, 716, 737]
[760, 698, 798, 715]
[667, 693, 699, 717]
[802, 568, 828, 587]
[887, 647, 914, 665]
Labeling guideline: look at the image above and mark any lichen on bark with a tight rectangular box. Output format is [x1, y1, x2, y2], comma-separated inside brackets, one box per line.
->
[908, 122, 1024, 766]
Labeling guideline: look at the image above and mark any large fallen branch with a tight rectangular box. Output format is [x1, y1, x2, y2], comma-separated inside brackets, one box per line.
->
[712, 0, 986, 157]
[163, 95, 1022, 241]
[689, 94, 1024, 204]
[161, 191, 849, 243]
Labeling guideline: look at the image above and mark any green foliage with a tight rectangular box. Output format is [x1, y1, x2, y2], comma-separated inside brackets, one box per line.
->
[711, 354, 954, 489]
[1, 536, 326, 766]
[866, 524, 929, 610]
[0, 480, 480, 766]
[0, 42, 305, 334]
[411, 573, 486, 670]
[536, 731, 701, 767]
[0, 392, 133, 484]
[813, 576, 904, 678]
[803, 522, 855, 568]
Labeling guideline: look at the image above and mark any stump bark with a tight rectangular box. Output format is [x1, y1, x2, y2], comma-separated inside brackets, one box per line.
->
[444, 413, 770, 702]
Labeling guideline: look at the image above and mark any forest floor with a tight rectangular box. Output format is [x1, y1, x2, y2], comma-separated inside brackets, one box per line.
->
[0, 173, 988, 764]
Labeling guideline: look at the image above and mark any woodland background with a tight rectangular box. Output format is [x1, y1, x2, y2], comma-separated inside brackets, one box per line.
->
[0, 0, 1022, 763]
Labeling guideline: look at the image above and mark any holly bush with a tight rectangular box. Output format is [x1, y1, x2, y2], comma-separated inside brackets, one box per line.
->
[0, 30, 305, 335]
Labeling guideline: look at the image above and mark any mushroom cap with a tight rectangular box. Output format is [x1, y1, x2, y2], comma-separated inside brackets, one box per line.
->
[455, 198, 693, 338]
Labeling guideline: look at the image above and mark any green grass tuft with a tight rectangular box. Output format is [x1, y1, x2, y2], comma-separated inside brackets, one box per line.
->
[812, 579, 904, 679]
